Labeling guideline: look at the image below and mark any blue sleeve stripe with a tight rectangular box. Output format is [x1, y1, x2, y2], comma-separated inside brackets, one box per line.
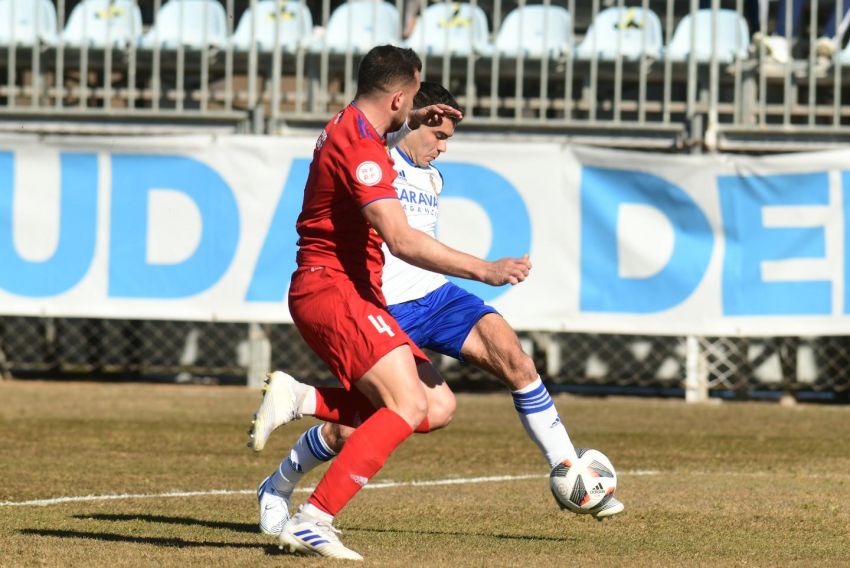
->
[360, 195, 399, 208]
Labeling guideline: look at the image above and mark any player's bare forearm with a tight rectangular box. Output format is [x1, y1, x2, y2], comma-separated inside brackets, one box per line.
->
[362, 199, 530, 286]
[391, 231, 488, 281]
[396, 234, 530, 286]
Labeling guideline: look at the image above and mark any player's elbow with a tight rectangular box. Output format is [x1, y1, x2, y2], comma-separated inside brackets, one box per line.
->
[383, 230, 415, 261]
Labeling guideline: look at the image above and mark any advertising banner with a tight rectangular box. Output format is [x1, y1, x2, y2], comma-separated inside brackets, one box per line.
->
[1, 134, 848, 335]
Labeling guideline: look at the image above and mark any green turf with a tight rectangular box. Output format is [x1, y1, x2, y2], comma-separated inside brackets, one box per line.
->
[1, 380, 850, 566]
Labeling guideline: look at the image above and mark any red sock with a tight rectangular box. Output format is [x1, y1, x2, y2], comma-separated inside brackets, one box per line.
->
[308, 408, 414, 516]
[315, 387, 431, 432]
[314, 387, 376, 427]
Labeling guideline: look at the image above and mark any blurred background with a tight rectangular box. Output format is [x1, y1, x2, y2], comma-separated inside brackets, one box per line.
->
[2, 0, 850, 403]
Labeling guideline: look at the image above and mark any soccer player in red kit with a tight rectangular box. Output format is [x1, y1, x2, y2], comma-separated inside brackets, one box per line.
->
[249, 45, 531, 560]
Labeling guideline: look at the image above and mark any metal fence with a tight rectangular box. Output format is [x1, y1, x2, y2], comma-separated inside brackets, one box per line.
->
[1, 317, 849, 401]
[3, 0, 850, 149]
[3, 0, 850, 399]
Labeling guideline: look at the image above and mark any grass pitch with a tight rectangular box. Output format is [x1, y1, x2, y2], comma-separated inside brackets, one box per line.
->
[2, 379, 850, 567]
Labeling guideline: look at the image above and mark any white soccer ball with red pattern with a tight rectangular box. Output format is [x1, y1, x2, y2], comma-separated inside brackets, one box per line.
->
[549, 448, 617, 514]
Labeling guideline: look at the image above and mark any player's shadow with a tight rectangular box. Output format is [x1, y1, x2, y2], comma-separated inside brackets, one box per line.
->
[348, 526, 571, 543]
[19, 528, 280, 554]
[72, 513, 255, 534]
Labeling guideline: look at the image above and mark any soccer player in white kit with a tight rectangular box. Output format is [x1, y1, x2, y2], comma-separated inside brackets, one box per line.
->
[252, 83, 624, 536]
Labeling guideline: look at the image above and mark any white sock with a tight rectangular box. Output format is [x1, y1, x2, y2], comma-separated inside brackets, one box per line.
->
[298, 386, 317, 416]
[269, 424, 336, 492]
[511, 377, 577, 468]
[301, 502, 334, 524]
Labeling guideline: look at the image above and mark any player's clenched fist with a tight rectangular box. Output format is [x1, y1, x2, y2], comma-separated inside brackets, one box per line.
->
[483, 254, 532, 286]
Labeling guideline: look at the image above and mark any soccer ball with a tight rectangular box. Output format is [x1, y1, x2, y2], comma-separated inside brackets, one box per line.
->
[549, 448, 617, 514]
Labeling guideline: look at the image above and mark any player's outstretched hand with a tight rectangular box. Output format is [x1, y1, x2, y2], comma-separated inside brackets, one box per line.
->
[483, 254, 532, 286]
[409, 104, 463, 129]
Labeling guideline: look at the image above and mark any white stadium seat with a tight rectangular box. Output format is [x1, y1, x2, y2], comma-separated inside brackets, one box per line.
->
[62, 0, 143, 48]
[0, 0, 58, 46]
[141, 0, 228, 50]
[232, 0, 314, 52]
[494, 4, 572, 59]
[405, 2, 492, 57]
[311, 0, 400, 54]
[666, 8, 750, 63]
[575, 6, 663, 61]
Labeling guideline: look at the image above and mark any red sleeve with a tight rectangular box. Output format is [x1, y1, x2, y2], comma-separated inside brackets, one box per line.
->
[339, 141, 399, 208]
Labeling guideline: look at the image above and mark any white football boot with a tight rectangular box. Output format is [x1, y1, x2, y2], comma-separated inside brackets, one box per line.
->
[279, 507, 363, 561]
[590, 495, 625, 521]
[257, 475, 292, 535]
[248, 371, 305, 452]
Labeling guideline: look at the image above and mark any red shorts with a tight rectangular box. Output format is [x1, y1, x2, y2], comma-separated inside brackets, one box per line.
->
[288, 266, 429, 389]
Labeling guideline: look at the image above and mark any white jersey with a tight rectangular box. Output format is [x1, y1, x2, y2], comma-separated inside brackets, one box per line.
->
[381, 146, 448, 305]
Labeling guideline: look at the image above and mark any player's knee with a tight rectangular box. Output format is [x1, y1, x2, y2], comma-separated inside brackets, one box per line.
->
[394, 392, 429, 429]
[427, 390, 456, 430]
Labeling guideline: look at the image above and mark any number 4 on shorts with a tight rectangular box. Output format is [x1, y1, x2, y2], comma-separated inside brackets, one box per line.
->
[368, 314, 396, 337]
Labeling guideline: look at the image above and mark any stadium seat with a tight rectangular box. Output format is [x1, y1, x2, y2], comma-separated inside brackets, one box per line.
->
[493, 4, 572, 59]
[62, 0, 143, 48]
[141, 0, 228, 50]
[232, 0, 313, 52]
[575, 6, 663, 61]
[0, 0, 58, 46]
[405, 2, 493, 57]
[311, 0, 400, 54]
[666, 9, 750, 63]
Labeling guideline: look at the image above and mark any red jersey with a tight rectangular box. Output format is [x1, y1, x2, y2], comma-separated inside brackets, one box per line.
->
[295, 103, 399, 294]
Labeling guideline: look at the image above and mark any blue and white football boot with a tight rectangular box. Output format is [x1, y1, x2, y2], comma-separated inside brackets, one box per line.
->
[279, 506, 363, 561]
[257, 475, 292, 535]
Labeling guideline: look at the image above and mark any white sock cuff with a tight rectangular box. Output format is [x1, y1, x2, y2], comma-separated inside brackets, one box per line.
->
[301, 502, 334, 523]
[512, 376, 543, 396]
[511, 376, 554, 415]
[300, 386, 317, 415]
[305, 425, 336, 461]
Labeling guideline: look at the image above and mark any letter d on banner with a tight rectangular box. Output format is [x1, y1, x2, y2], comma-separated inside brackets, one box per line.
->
[438, 163, 531, 302]
[580, 166, 713, 313]
[109, 155, 240, 298]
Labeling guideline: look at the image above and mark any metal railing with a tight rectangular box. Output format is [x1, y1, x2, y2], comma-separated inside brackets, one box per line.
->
[3, 1, 850, 400]
[1, 0, 849, 149]
[1, 316, 849, 401]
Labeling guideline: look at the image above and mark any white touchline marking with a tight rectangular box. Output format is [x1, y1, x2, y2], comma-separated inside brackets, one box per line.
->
[0, 470, 660, 508]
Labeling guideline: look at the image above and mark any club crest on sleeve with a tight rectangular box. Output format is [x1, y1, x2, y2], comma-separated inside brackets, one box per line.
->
[356, 161, 382, 186]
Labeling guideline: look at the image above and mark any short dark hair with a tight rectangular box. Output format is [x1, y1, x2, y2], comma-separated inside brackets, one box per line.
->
[356, 45, 422, 98]
[413, 81, 463, 125]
